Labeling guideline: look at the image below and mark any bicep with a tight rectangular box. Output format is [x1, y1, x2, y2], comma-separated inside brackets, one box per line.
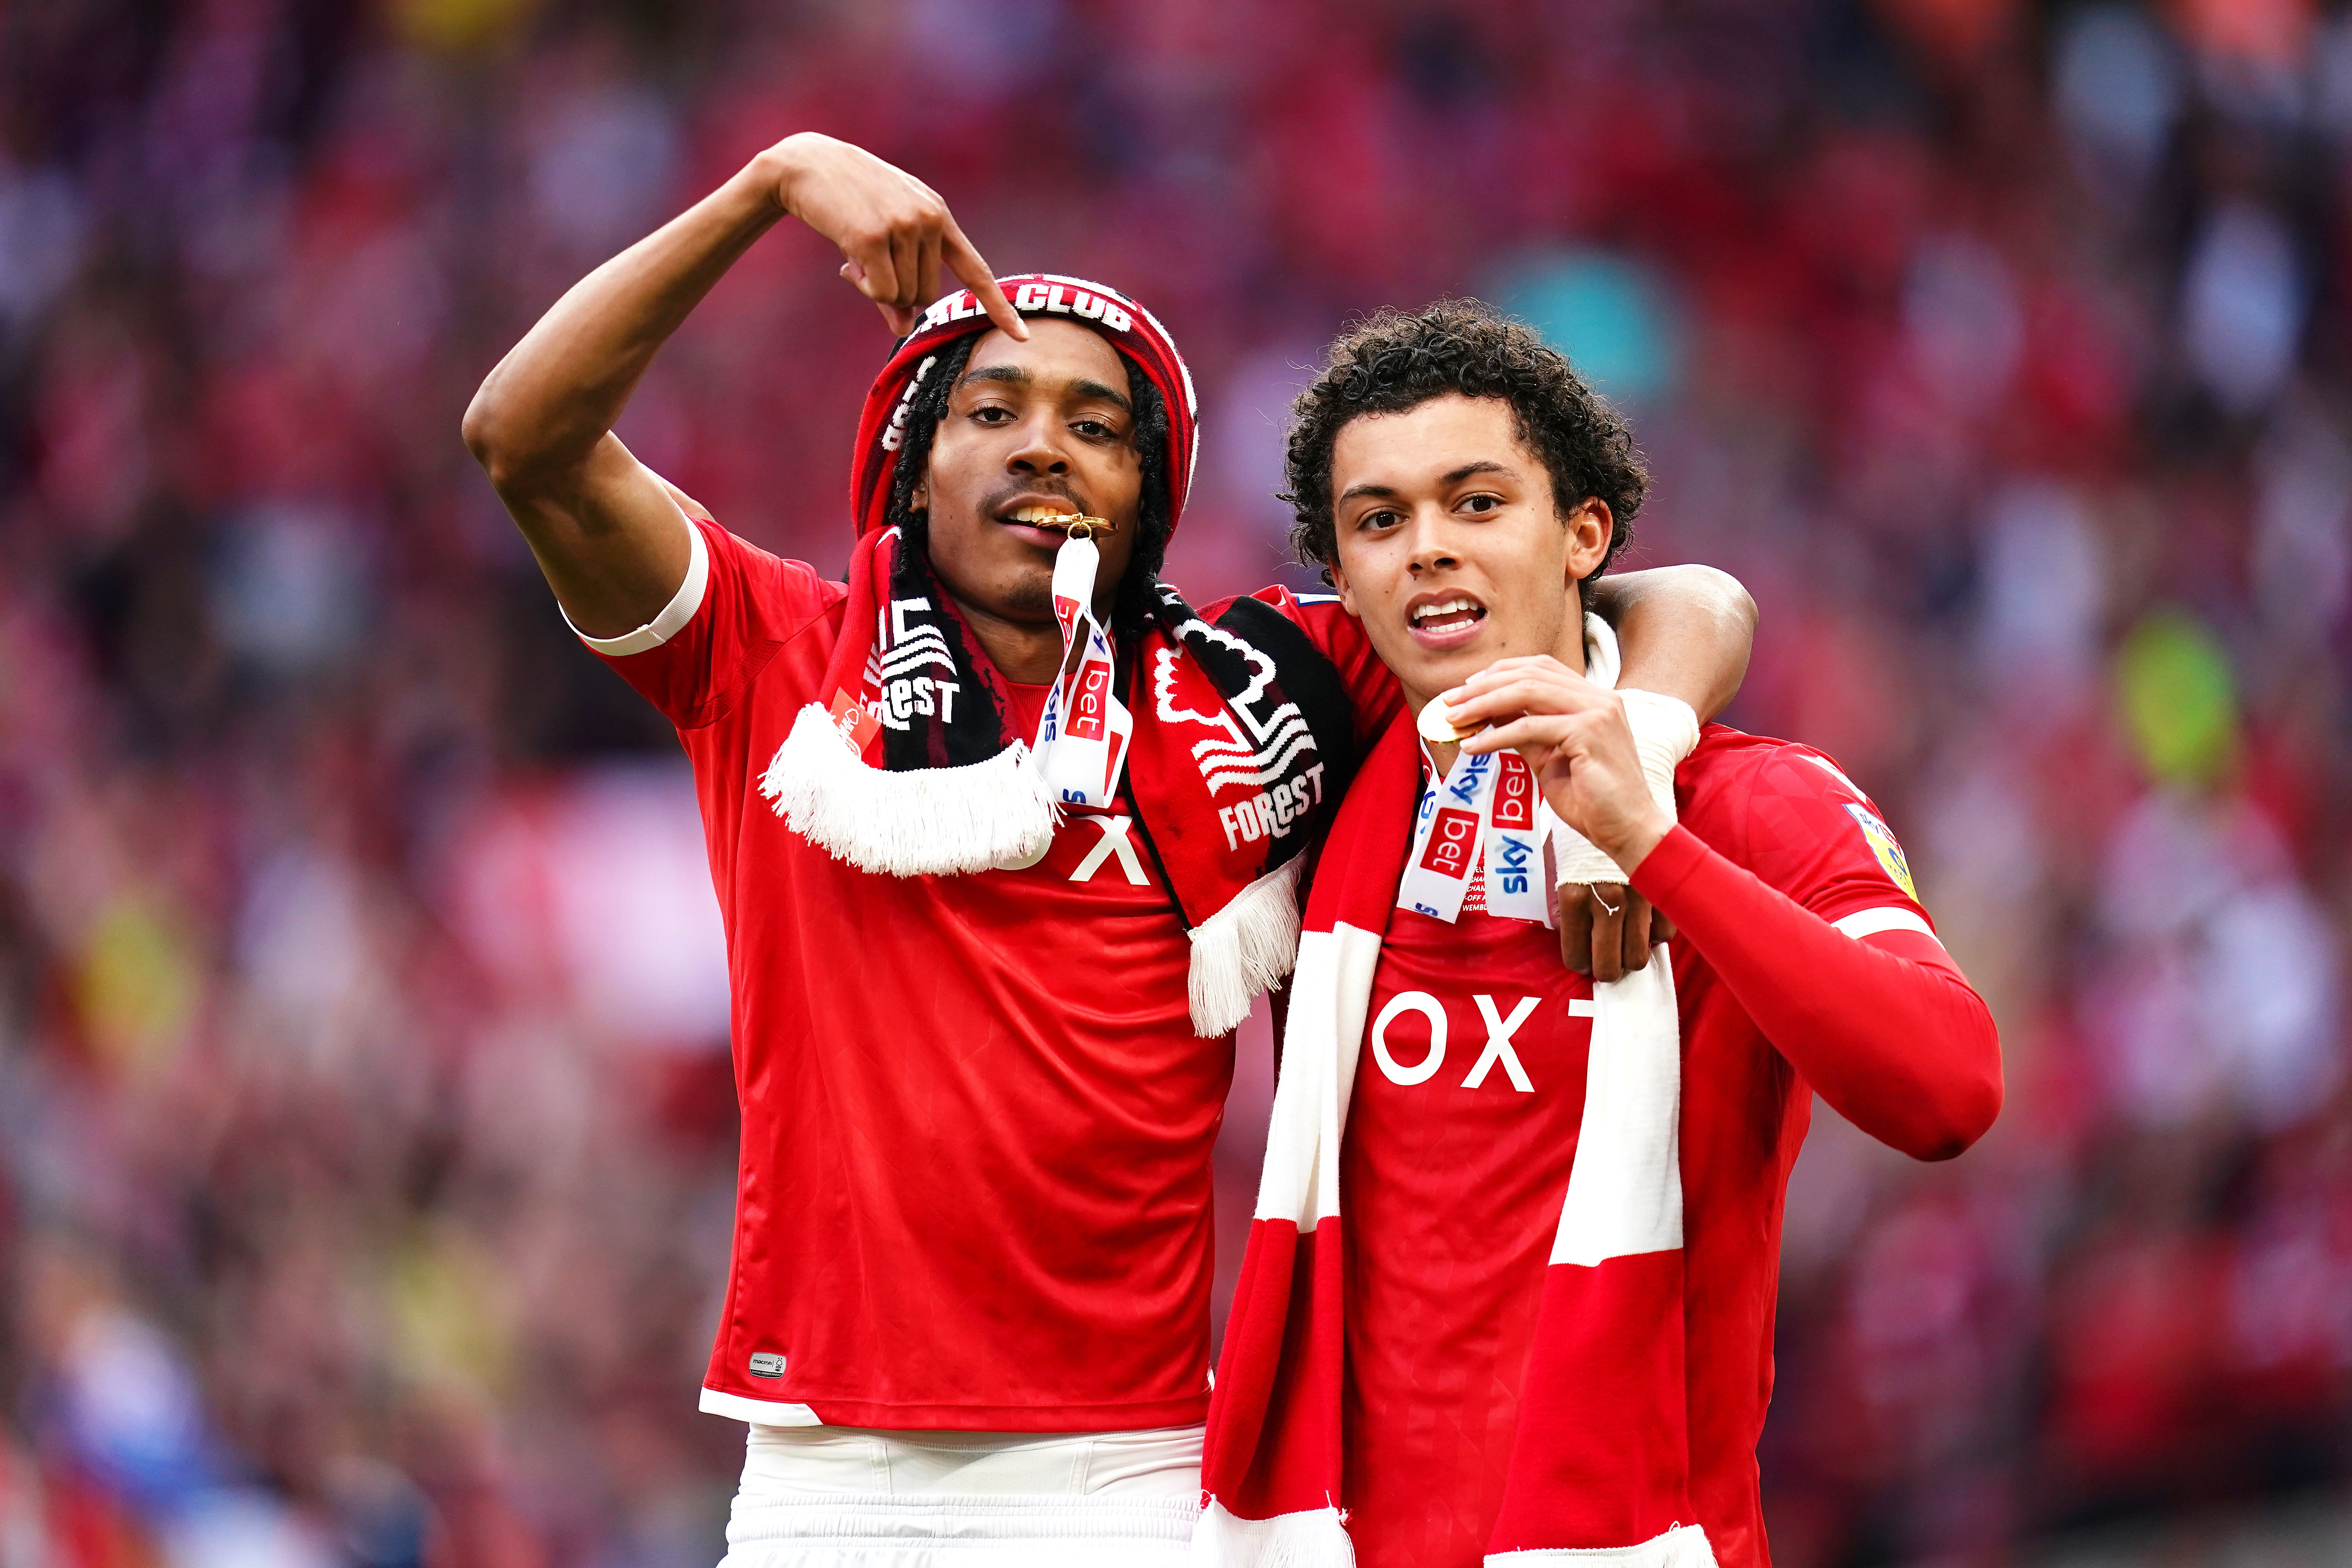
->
[498, 433, 698, 639]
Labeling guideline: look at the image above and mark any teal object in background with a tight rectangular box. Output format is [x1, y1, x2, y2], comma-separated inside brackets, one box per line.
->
[1491, 248, 1683, 404]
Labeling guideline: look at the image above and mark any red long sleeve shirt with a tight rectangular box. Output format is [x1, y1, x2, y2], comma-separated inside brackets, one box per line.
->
[1631, 817, 2002, 1162]
[587, 518, 1401, 1430]
[1340, 725, 2001, 1568]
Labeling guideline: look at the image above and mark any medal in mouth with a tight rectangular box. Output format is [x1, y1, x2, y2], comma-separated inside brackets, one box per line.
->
[1007, 503, 1117, 540]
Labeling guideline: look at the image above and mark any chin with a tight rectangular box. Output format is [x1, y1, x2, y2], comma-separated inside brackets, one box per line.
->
[1001, 572, 1053, 617]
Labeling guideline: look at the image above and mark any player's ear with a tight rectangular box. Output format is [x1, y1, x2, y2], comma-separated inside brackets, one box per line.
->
[1564, 497, 1610, 581]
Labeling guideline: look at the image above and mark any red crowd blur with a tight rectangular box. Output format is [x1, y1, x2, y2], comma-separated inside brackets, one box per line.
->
[0, 1, 2346, 1564]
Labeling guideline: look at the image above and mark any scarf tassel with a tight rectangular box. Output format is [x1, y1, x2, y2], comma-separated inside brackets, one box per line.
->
[759, 704, 1059, 876]
[1186, 856, 1307, 1037]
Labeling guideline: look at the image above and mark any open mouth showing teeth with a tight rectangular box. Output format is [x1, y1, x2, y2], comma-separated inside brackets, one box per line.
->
[1409, 598, 1487, 633]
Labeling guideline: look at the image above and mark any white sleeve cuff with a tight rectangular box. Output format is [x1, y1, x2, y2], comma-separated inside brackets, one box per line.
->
[562, 509, 709, 655]
[1833, 907, 1939, 943]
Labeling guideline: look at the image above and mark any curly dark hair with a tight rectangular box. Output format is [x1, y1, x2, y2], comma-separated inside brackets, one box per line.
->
[888, 333, 1174, 632]
[1284, 300, 1647, 606]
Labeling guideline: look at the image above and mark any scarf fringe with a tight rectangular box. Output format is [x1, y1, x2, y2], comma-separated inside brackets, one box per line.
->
[1186, 857, 1307, 1037]
[760, 704, 1059, 876]
[1192, 1501, 1354, 1567]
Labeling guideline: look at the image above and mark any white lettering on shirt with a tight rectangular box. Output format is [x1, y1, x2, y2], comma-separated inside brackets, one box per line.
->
[1069, 814, 1148, 886]
[1372, 991, 1448, 1086]
[1461, 995, 1540, 1092]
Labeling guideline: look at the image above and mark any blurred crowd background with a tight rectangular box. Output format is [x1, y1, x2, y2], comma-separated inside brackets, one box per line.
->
[2, 0, 2349, 1564]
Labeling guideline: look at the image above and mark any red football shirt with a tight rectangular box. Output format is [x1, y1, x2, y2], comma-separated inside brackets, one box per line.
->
[585, 516, 1396, 1431]
[1342, 726, 1959, 1568]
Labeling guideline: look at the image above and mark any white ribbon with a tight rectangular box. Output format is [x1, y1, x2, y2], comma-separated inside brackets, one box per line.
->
[1032, 534, 1133, 809]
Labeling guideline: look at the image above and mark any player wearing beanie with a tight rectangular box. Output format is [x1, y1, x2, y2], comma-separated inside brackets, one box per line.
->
[463, 137, 1755, 1567]
[1199, 302, 2004, 1568]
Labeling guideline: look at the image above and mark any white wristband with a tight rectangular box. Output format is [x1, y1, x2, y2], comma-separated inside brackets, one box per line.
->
[1550, 689, 1701, 888]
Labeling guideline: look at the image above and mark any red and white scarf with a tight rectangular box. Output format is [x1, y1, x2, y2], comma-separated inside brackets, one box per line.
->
[1198, 629, 1717, 1567]
[757, 276, 1359, 1035]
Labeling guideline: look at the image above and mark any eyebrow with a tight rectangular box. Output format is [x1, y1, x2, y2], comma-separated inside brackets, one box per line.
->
[959, 365, 1133, 416]
[1336, 461, 1522, 507]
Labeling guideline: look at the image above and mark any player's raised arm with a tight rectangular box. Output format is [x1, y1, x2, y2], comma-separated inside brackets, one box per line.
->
[460, 132, 1023, 637]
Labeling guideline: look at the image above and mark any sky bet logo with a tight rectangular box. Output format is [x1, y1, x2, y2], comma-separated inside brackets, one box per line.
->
[1066, 660, 1111, 741]
[1490, 832, 1534, 895]
[1493, 755, 1535, 831]
[1419, 808, 1480, 879]
[1446, 751, 1492, 806]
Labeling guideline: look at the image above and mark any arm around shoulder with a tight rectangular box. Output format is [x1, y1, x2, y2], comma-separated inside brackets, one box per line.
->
[1589, 564, 1757, 723]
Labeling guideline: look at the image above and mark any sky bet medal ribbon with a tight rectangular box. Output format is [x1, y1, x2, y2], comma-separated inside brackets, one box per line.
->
[1484, 752, 1548, 923]
[1034, 531, 1133, 809]
[1398, 746, 1496, 923]
[1397, 745, 1554, 928]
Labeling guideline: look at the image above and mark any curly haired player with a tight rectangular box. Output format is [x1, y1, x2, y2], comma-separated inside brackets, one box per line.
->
[1199, 303, 2002, 1568]
[464, 136, 1756, 1567]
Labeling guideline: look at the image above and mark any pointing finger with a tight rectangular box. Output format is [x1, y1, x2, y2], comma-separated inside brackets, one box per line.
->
[945, 224, 1029, 341]
[914, 233, 943, 320]
[889, 228, 924, 310]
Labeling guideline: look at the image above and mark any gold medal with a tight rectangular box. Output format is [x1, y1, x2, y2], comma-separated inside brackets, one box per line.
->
[1417, 698, 1474, 743]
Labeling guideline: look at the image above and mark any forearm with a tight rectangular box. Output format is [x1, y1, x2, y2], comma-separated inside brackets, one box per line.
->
[1630, 827, 2002, 1160]
[463, 150, 790, 492]
[1590, 566, 1755, 721]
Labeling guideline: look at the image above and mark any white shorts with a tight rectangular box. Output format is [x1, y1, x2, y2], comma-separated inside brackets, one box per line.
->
[716, 1421, 1204, 1568]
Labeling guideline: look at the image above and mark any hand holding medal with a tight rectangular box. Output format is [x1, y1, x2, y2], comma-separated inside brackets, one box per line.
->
[1416, 696, 1478, 744]
[1431, 652, 1696, 980]
[1442, 654, 1670, 866]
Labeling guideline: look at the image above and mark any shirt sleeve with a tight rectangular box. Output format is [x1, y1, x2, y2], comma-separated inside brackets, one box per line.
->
[1217, 585, 1405, 742]
[1630, 747, 2002, 1161]
[569, 510, 842, 730]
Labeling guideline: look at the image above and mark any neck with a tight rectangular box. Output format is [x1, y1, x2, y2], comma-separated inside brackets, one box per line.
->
[954, 594, 1067, 684]
[1411, 600, 1587, 775]
[950, 582, 1125, 685]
